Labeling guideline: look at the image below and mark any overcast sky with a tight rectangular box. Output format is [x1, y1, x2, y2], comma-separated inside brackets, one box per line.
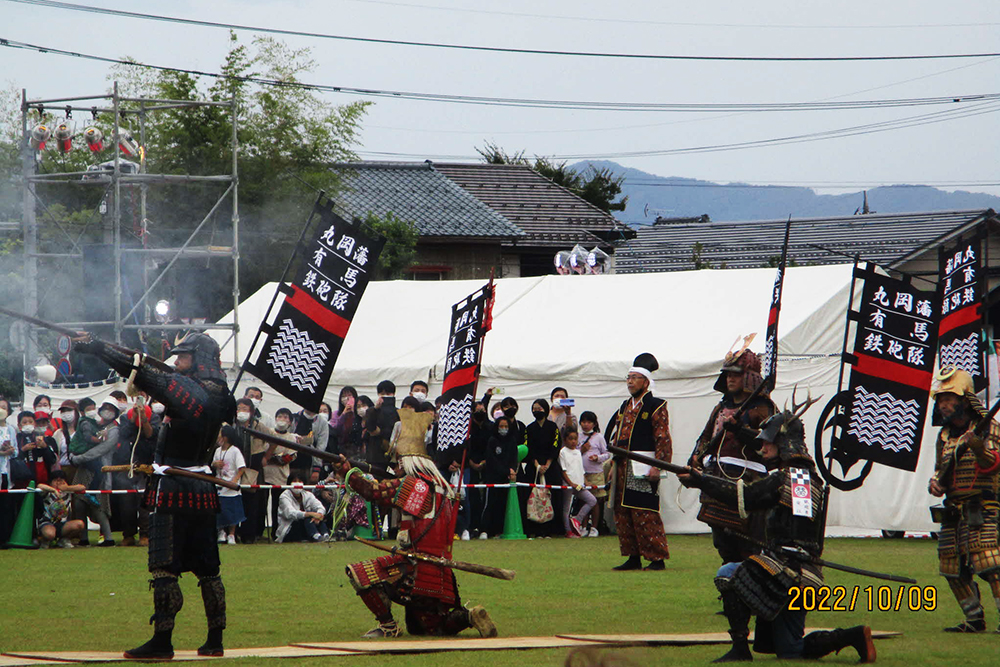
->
[4, 0, 999, 195]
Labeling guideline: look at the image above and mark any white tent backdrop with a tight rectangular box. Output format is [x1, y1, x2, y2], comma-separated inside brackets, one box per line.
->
[213, 265, 941, 533]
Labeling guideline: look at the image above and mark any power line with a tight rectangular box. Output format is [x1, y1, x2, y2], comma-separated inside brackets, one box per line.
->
[7, 0, 1000, 62]
[345, 0, 1000, 30]
[355, 100, 1000, 161]
[4, 38, 1000, 115]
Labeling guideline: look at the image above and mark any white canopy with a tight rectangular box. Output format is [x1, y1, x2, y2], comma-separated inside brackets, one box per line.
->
[214, 265, 941, 533]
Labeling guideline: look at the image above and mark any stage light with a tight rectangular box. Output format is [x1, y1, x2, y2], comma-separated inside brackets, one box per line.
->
[553, 250, 571, 275]
[587, 247, 610, 274]
[568, 245, 589, 274]
[54, 121, 74, 153]
[154, 299, 171, 323]
[118, 129, 139, 156]
[29, 123, 51, 151]
[83, 126, 104, 152]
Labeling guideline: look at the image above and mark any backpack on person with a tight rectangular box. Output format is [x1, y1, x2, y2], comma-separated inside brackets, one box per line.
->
[68, 415, 100, 455]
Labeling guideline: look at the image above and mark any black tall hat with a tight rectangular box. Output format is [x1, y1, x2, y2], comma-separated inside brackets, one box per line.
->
[632, 352, 659, 374]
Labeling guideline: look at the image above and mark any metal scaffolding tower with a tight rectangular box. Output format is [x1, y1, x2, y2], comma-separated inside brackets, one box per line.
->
[20, 82, 241, 378]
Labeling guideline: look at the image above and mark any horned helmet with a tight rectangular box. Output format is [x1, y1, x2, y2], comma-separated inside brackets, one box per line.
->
[756, 387, 820, 465]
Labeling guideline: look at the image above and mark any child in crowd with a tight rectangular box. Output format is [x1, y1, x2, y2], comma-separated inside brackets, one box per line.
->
[579, 411, 611, 537]
[37, 470, 86, 548]
[212, 425, 246, 545]
[15, 411, 56, 487]
[558, 428, 596, 538]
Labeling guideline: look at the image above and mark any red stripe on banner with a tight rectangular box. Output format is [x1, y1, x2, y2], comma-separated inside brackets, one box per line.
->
[442, 366, 478, 394]
[939, 303, 981, 336]
[853, 353, 932, 390]
[768, 306, 778, 326]
[286, 286, 351, 338]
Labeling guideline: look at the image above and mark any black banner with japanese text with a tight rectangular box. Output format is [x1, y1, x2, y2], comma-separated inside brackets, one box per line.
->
[938, 232, 986, 393]
[435, 282, 494, 453]
[841, 264, 939, 472]
[245, 200, 384, 412]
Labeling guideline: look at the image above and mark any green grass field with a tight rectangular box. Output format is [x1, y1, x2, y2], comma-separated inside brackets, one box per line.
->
[2, 534, 998, 665]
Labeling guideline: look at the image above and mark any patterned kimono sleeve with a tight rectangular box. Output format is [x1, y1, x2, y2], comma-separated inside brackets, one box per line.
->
[653, 404, 672, 463]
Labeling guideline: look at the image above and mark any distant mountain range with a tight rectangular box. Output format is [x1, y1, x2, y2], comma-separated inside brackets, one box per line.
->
[570, 160, 1000, 227]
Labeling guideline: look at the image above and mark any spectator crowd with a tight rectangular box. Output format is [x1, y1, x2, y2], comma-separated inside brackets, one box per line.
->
[0, 381, 613, 548]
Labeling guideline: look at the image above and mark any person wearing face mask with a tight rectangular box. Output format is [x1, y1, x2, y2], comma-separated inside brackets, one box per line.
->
[52, 400, 79, 478]
[232, 397, 278, 545]
[521, 399, 563, 538]
[291, 405, 329, 484]
[264, 408, 303, 539]
[113, 394, 161, 547]
[68, 398, 120, 546]
[14, 411, 58, 488]
[275, 472, 328, 543]
[464, 403, 492, 539]
[32, 394, 53, 433]
[409, 380, 429, 403]
[606, 353, 671, 571]
[243, 386, 274, 429]
[481, 415, 519, 539]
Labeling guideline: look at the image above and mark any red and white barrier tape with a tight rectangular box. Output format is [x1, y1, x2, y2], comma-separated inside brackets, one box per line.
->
[1, 481, 609, 494]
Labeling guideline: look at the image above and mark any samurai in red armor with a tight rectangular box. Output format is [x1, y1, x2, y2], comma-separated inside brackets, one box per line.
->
[75, 333, 235, 659]
[336, 405, 497, 638]
[690, 342, 776, 564]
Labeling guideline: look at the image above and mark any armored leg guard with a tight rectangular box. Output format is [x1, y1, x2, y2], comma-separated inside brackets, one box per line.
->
[945, 578, 986, 632]
[197, 576, 226, 656]
[713, 590, 753, 663]
[802, 626, 875, 663]
[123, 573, 180, 660]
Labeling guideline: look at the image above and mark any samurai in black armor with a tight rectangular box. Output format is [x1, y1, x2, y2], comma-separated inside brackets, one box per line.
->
[76, 333, 235, 659]
[680, 393, 876, 663]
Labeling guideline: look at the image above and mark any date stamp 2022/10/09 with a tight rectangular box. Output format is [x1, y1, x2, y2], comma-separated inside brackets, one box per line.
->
[788, 586, 937, 612]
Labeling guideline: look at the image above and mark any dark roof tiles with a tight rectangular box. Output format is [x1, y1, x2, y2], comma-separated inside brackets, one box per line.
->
[616, 209, 996, 273]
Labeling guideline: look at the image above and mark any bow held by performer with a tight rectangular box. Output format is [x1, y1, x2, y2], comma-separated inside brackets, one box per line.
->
[75, 332, 235, 660]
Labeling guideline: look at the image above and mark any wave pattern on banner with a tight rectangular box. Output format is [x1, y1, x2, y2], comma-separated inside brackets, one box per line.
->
[265, 319, 329, 394]
[939, 332, 981, 376]
[847, 385, 920, 452]
[763, 335, 775, 378]
[436, 394, 473, 451]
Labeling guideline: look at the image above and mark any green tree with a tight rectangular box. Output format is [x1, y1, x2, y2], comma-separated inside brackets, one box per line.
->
[476, 142, 627, 213]
[362, 212, 418, 280]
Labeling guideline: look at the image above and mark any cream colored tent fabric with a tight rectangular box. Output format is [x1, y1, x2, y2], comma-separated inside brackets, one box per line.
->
[213, 265, 940, 533]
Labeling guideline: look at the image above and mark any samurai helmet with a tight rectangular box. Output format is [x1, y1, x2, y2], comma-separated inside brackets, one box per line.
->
[930, 366, 985, 426]
[756, 386, 821, 465]
[170, 332, 226, 384]
[714, 334, 764, 395]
